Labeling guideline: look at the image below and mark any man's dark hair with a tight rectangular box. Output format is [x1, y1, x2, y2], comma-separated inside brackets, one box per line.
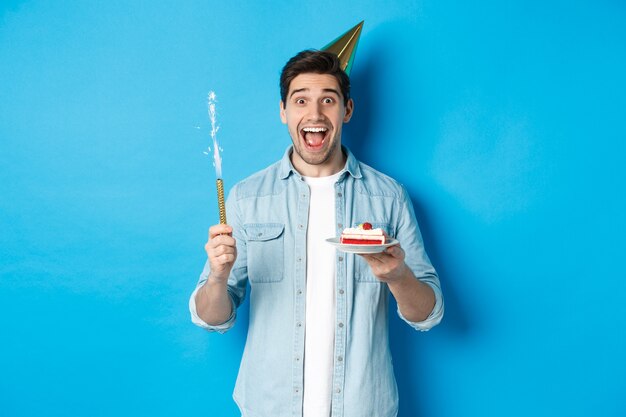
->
[280, 50, 351, 106]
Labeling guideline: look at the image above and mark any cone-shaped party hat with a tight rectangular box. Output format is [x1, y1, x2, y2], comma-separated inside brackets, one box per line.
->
[321, 21, 364, 76]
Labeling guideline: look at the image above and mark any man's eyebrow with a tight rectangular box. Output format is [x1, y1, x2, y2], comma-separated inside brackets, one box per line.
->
[289, 88, 341, 98]
[289, 88, 309, 98]
[322, 88, 341, 96]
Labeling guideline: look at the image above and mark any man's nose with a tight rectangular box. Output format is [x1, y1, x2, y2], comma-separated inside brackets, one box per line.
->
[307, 102, 323, 120]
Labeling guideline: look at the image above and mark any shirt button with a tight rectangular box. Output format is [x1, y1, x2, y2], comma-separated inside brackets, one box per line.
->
[298, 224, 304, 229]
[337, 192, 343, 197]
[297, 322, 302, 327]
[297, 289, 302, 295]
[338, 256, 344, 262]
[335, 388, 341, 393]
[338, 322, 344, 328]
[337, 223, 343, 229]
[337, 356, 343, 362]
[338, 289, 344, 295]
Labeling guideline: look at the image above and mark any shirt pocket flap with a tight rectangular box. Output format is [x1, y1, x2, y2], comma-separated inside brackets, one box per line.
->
[245, 223, 285, 242]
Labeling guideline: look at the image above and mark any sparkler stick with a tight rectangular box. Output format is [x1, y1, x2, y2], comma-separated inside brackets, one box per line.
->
[208, 91, 227, 224]
[216, 178, 226, 225]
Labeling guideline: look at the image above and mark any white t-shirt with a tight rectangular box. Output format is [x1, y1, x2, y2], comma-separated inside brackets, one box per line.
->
[303, 172, 340, 417]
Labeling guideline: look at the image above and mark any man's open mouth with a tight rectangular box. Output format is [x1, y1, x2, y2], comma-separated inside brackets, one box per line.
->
[301, 126, 329, 149]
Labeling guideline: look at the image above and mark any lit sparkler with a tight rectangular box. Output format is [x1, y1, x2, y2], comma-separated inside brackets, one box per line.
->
[207, 91, 226, 224]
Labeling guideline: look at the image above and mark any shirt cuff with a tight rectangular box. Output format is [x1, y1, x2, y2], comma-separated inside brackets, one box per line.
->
[397, 280, 444, 331]
[189, 282, 236, 334]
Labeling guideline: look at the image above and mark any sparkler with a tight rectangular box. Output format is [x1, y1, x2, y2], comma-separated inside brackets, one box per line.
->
[207, 91, 226, 224]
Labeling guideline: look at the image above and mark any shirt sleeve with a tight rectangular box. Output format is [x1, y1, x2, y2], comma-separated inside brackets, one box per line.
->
[188, 264, 238, 333]
[395, 185, 445, 332]
[397, 279, 444, 331]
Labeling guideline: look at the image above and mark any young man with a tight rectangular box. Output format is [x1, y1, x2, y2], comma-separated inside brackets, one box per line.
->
[190, 50, 444, 417]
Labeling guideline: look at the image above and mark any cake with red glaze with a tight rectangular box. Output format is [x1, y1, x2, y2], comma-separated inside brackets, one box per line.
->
[340, 222, 385, 245]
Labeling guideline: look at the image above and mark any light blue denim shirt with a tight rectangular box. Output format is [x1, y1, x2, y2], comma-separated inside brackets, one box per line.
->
[190, 146, 444, 417]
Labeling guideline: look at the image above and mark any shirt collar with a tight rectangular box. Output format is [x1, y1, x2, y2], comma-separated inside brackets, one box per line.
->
[278, 145, 363, 180]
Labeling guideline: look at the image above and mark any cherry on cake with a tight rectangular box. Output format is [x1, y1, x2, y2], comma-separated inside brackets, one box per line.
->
[340, 222, 385, 245]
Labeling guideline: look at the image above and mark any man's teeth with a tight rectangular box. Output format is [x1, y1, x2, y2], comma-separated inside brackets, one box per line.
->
[302, 127, 328, 146]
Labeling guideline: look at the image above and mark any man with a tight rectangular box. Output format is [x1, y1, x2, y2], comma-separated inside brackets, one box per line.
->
[190, 50, 444, 417]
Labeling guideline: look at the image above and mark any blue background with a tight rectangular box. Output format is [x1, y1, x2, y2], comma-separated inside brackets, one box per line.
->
[1, 1, 625, 416]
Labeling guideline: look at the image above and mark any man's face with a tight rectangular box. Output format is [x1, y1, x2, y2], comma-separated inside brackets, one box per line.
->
[280, 73, 353, 176]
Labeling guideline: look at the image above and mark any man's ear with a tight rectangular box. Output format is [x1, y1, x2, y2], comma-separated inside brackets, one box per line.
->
[279, 100, 287, 124]
[343, 98, 354, 123]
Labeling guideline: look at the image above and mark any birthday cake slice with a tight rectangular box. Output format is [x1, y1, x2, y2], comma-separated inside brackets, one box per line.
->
[340, 222, 385, 245]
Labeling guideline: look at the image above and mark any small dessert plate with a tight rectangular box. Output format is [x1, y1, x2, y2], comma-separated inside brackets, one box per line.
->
[325, 237, 399, 254]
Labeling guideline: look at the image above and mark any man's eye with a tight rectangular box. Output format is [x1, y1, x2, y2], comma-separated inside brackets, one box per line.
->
[322, 98, 334, 104]
[295, 98, 306, 105]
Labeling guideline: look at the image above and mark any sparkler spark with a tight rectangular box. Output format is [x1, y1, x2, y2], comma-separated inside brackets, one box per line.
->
[208, 91, 223, 179]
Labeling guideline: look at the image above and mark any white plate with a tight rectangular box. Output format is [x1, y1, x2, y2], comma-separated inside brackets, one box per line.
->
[325, 237, 399, 254]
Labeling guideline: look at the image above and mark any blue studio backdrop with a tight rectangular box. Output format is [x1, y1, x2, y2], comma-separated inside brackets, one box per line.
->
[1, 1, 625, 416]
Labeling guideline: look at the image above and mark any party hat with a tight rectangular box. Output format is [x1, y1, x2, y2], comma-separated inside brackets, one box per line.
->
[321, 21, 364, 76]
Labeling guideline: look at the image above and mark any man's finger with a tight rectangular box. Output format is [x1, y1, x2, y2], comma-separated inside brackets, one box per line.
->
[211, 244, 236, 257]
[209, 233, 236, 248]
[360, 253, 384, 265]
[209, 224, 233, 239]
[384, 245, 401, 256]
[215, 253, 236, 264]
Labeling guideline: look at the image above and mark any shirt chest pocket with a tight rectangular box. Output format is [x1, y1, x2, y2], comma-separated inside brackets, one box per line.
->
[244, 223, 285, 283]
[354, 222, 392, 283]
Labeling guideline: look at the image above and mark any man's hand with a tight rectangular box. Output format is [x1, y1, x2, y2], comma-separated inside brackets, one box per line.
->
[360, 243, 410, 283]
[205, 224, 237, 284]
[361, 238, 436, 323]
